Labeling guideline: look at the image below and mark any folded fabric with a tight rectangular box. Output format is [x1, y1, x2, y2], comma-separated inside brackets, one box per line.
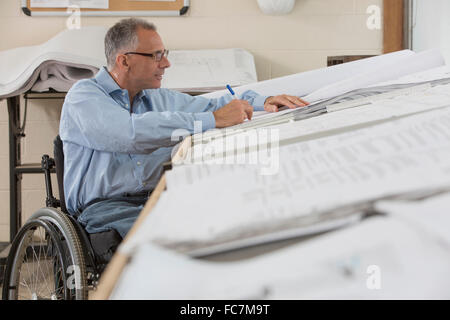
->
[0, 26, 107, 99]
[31, 61, 99, 93]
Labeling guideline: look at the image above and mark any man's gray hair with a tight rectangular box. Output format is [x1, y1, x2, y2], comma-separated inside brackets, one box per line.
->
[105, 18, 157, 70]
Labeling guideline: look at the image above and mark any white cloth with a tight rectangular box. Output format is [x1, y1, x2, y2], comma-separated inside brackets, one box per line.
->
[0, 26, 107, 98]
[31, 61, 99, 92]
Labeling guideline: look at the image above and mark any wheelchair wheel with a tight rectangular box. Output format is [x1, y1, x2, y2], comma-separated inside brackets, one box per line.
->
[2, 208, 88, 300]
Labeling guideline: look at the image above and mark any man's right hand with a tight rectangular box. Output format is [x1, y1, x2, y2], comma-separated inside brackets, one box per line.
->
[213, 100, 253, 128]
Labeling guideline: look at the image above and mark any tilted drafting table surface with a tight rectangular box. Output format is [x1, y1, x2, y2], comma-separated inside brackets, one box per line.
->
[90, 52, 450, 299]
[93, 100, 450, 299]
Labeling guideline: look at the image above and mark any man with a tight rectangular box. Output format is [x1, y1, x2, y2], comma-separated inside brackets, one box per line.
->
[60, 18, 308, 243]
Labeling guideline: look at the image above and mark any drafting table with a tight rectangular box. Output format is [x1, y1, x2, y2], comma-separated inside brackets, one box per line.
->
[90, 74, 450, 299]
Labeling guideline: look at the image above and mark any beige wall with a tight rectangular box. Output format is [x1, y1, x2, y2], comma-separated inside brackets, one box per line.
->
[0, 0, 382, 241]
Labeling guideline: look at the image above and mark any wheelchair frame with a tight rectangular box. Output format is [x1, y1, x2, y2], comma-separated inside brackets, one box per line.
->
[2, 136, 102, 300]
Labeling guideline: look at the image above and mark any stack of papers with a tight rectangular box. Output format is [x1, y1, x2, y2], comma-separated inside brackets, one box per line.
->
[190, 79, 450, 164]
[113, 194, 450, 299]
[122, 103, 450, 257]
[201, 49, 441, 100]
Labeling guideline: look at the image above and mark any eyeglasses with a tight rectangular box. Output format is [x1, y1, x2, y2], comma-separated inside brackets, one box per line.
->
[124, 49, 169, 62]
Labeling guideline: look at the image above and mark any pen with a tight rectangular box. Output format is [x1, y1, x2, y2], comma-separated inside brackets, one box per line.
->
[226, 84, 238, 100]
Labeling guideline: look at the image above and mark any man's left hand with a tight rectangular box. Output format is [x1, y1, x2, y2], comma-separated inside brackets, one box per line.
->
[264, 95, 309, 112]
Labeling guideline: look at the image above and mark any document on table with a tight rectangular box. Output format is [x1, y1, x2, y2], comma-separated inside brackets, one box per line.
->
[375, 192, 450, 248]
[302, 49, 445, 103]
[189, 82, 450, 164]
[30, 0, 109, 8]
[200, 49, 443, 103]
[121, 106, 450, 256]
[113, 213, 450, 299]
[201, 49, 417, 99]
[368, 65, 450, 87]
[161, 49, 257, 92]
[195, 71, 450, 144]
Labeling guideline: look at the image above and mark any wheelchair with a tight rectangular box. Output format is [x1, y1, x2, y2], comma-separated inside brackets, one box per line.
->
[2, 136, 117, 300]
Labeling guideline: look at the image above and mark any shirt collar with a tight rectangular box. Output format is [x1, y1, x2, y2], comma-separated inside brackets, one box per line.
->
[136, 89, 149, 102]
[95, 67, 150, 101]
[95, 67, 122, 94]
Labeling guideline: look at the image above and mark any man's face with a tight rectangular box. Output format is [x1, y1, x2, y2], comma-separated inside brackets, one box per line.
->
[126, 28, 171, 89]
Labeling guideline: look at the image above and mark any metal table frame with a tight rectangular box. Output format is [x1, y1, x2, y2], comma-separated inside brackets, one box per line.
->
[4, 91, 65, 242]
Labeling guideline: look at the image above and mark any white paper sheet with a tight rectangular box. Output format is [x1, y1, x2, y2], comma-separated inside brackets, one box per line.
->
[112, 215, 450, 299]
[201, 50, 416, 99]
[121, 106, 450, 255]
[375, 192, 450, 248]
[160, 48, 257, 92]
[302, 49, 445, 103]
[194, 50, 446, 144]
[190, 82, 450, 163]
[368, 65, 450, 87]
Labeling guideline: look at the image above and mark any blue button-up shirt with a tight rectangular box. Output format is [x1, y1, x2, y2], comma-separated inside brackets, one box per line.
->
[59, 67, 267, 215]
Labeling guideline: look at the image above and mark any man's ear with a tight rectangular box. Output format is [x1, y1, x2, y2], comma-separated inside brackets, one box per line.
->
[115, 54, 129, 71]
